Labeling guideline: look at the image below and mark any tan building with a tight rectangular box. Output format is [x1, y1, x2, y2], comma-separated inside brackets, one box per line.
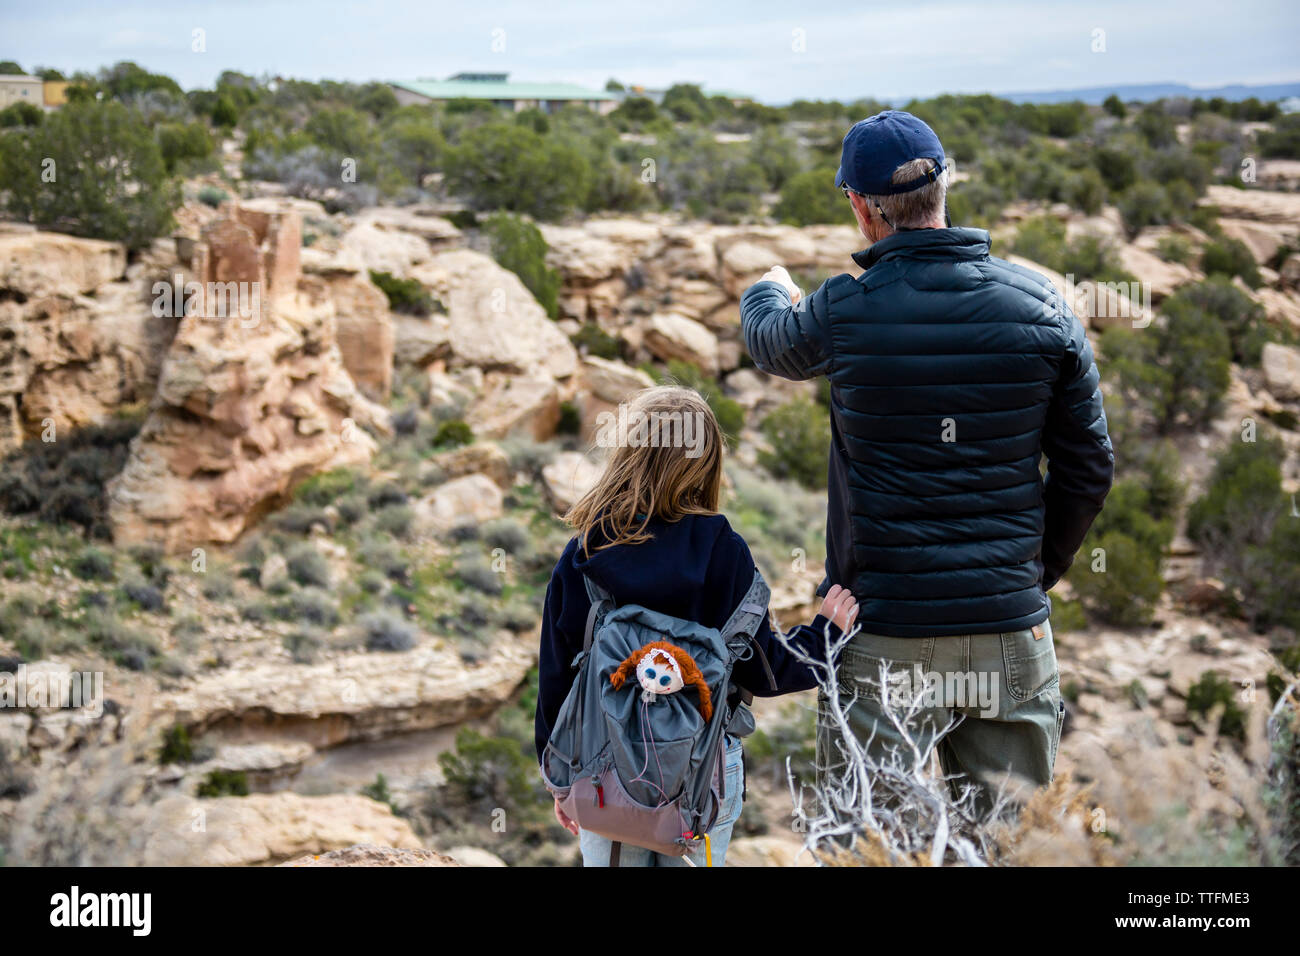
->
[0, 74, 43, 110]
[43, 81, 69, 108]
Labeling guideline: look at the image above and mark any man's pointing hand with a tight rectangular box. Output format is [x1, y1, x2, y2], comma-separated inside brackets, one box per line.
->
[760, 265, 803, 305]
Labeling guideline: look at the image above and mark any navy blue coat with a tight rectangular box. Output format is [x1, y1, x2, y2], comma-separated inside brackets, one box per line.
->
[741, 227, 1114, 638]
[535, 513, 834, 762]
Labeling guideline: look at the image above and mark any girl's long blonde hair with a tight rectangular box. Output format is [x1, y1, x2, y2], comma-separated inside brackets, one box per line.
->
[566, 386, 724, 555]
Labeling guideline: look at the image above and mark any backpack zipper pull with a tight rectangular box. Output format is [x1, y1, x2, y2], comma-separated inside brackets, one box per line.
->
[593, 777, 604, 809]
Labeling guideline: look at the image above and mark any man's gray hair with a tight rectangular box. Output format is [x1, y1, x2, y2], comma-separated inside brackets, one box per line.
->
[861, 158, 948, 231]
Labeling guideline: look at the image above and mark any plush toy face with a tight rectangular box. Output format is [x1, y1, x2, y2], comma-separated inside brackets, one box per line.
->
[636, 651, 684, 696]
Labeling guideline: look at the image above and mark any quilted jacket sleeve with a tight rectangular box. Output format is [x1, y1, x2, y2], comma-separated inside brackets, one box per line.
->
[740, 279, 834, 381]
[1040, 303, 1115, 590]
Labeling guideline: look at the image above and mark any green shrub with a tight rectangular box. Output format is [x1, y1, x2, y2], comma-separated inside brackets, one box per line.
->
[1154, 234, 1194, 265]
[197, 769, 249, 798]
[481, 213, 562, 319]
[357, 538, 409, 582]
[276, 588, 340, 628]
[294, 468, 359, 507]
[285, 543, 331, 588]
[570, 323, 622, 360]
[368, 270, 437, 316]
[72, 547, 116, 582]
[455, 555, 504, 595]
[360, 610, 415, 652]
[0, 100, 180, 249]
[1069, 477, 1175, 627]
[1187, 433, 1293, 629]
[444, 123, 590, 221]
[283, 628, 324, 664]
[1165, 277, 1272, 365]
[159, 725, 195, 765]
[431, 420, 473, 450]
[758, 397, 830, 489]
[1070, 529, 1165, 627]
[1102, 299, 1231, 433]
[0, 418, 141, 538]
[1201, 238, 1262, 288]
[121, 577, 166, 613]
[438, 726, 540, 810]
[773, 167, 843, 226]
[197, 185, 228, 209]
[556, 401, 581, 436]
[1186, 672, 1247, 741]
[373, 504, 415, 539]
[84, 610, 159, 671]
[0, 101, 42, 128]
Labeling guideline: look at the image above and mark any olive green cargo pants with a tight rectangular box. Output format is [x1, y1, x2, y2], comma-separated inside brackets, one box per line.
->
[816, 618, 1064, 819]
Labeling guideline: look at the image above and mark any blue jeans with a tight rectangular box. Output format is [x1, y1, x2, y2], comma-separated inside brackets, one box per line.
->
[579, 735, 745, 867]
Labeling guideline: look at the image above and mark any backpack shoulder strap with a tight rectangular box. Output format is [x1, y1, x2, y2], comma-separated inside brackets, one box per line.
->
[581, 573, 614, 653]
[721, 568, 777, 692]
[719, 567, 770, 642]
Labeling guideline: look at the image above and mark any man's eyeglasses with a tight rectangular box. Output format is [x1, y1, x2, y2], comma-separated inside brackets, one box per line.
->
[842, 185, 894, 228]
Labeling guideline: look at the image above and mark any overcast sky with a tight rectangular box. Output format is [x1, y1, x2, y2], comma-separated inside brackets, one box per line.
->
[3, 0, 1298, 102]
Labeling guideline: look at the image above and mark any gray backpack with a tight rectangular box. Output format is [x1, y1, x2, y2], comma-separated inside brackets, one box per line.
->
[541, 569, 774, 863]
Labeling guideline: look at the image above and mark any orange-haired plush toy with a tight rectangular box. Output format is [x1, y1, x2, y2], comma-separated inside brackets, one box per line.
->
[609, 641, 713, 723]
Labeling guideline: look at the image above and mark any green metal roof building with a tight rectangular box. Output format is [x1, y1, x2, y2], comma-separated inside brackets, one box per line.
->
[389, 73, 618, 114]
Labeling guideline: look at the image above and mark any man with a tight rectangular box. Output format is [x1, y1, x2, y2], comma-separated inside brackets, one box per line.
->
[740, 110, 1114, 815]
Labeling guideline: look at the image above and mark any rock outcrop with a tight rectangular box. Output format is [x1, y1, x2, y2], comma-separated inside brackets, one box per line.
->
[139, 792, 423, 866]
[162, 628, 535, 749]
[107, 204, 390, 552]
[0, 232, 126, 299]
[280, 843, 461, 867]
[411, 249, 578, 379]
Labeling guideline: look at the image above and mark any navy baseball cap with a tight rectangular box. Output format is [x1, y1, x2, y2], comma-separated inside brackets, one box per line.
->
[835, 110, 946, 195]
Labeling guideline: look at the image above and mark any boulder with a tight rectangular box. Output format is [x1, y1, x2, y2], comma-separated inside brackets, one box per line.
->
[643, 312, 719, 375]
[1116, 243, 1197, 302]
[0, 232, 126, 298]
[444, 846, 508, 867]
[339, 221, 433, 276]
[350, 206, 462, 245]
[414, 473, 504, 535]
[719, 240, 795, 298]
[467, 371, 561, 440]
[425, 441, 512, 488]
[573, 356, 655, 440]
[541, 451, 603, 513]
[139, 793, 423, 866]
[1279, 253, 1300, 291]
[1201, 185, 1300, 224]
[579, 356, 655, 405]
[162, 627, 535, 748]
[281, 844, 461, 867]
[1217, 218, 1295, 265]
[322, 271, 394, 401]
[259, 552, 289, 591]
[1262, 342, 1300, 400]
[392, 313, 452, 367]
[412, 249, 577, 379]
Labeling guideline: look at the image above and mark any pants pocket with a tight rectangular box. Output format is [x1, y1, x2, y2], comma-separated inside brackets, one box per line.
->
[1000, 622, 1059, 701]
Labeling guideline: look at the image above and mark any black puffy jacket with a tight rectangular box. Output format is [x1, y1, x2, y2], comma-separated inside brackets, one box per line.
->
[741, 227, 1114, 637]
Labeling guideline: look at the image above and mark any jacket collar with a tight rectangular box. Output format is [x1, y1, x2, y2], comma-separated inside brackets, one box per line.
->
[850, 226, 991, 271]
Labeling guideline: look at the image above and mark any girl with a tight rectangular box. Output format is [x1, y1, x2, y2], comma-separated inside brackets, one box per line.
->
[535, 385, 859, 867]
